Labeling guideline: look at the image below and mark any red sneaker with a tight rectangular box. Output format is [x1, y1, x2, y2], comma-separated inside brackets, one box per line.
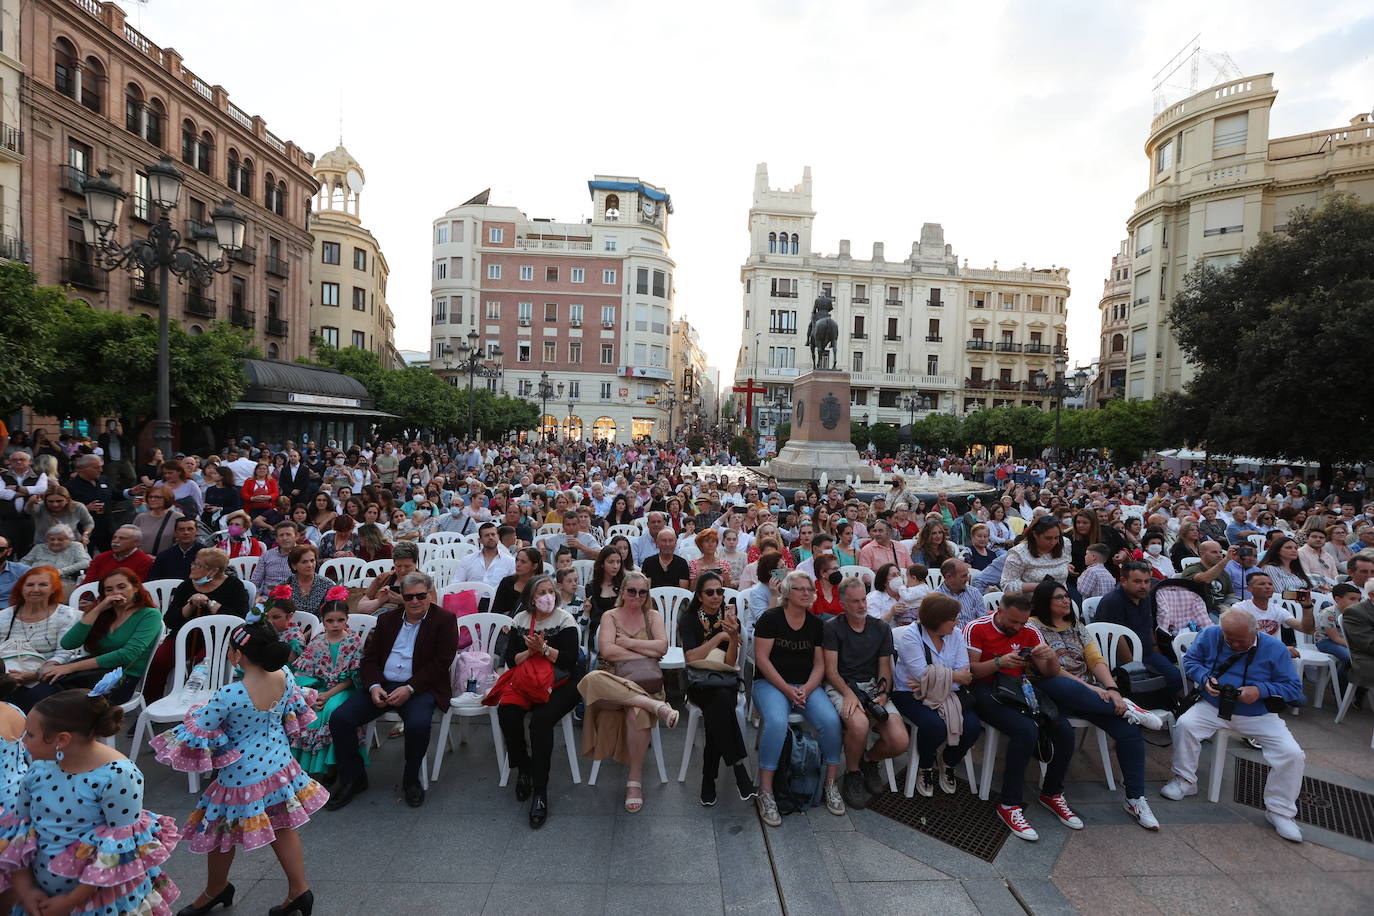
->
[997, 804, 1039, 841]
[1038, 793, 1084, 829]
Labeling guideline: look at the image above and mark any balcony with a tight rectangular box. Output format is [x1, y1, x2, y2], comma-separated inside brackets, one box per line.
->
[267, 316, 289, 337]
[185, 292, 216, 319]
[0, 124, 23, 161]
[884, 334, 902, 341]
[768, 327, 797, 335]
[265, 255, 289, 278]
[130, 275, 160, 305]
[0, 235, 22, 261]
[964, 378, 992, 390]
[233, 244, 257, 266]
[61, 258, 106, 290]
[771, 290, 798, 299]
[995, 341, 1022, 352]
[884, 298, 902, 306]
[851, 331, 867, 339]
[925, 335, 943, 342]
[1025, 343, 1054, 354]
[60, 164, 87, 194]
[925, 298, 943, 307]
[965, 339, 993, 351]
[230, 305, 256, 329]
[851, 297, 870, 304]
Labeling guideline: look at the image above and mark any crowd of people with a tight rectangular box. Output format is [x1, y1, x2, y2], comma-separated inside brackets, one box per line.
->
[0, 425, 1372, 912]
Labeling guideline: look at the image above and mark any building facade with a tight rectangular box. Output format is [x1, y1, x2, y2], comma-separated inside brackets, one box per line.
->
[1124, 73, 1374, 399]
[670, 318, 716, 437]
[733, 164, 1070, 428]
[1, 0, 21, 262]
[429, 176, 677, 443]
[1092, 238, 1131, 405]
[20, 0, 316, 359]
[309, 143, 398, 367]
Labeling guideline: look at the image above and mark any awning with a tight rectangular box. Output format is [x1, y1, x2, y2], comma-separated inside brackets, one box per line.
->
[586, 180, 673, 212]
[230, 401, 398, 419]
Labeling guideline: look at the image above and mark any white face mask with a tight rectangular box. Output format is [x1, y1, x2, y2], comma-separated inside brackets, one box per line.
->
[1146, 543, 1163, 556]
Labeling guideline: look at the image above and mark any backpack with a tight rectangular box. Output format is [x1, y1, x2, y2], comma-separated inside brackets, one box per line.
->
[451, 646, 496, 698]
[772, 724, 824, 815]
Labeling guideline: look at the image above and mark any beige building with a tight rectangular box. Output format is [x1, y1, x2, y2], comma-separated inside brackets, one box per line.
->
[1091, 239, 1131, 405]
[1125, 73, 1374, 398]
[669, 319, 716, 435]
[733, 164, 1070, 429]
[309, 143, 397, 366]
[1, 0, 21, 262]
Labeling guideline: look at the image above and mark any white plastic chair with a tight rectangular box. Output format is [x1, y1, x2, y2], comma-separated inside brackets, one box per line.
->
[1165, 628, 1232, 801]
[227, 555, 259, 581]
[292, 611, 321, 643]
[430, 613, 514, 784]
[242, 580, 256, 611]
[608, 524, 640, 541]
[440, 581, 496, 607]
[1172, 630, 1200, 692]
[422, 557, 464, 585]
[722, 588, 742, 610]
[650, 586, 694, 670]
[424, 532, 465, 544]
[1291, 627, 1340, 709]
[982, 592, 1004, 614]
[130, 614, 242, 792]
[925, 569, 944, 590]
[347, 613, 378, 643]
[572, 559, 595, 598]
[1247, 534, 1266, 551]
[901, 721, 978, 797]
[359, 558, 394, 585]
[69, 581, 101, 606]
[839, 565, 875, 590]
[319, 557, 365, 587]
[1085, 622, 1142, 670]
[536, 523, 563, 538]
[1179, 557, 1202, 570]
[100, 627, 167, 751]
[145, 578, 183, 613]
[1081, 596, 1102, 623]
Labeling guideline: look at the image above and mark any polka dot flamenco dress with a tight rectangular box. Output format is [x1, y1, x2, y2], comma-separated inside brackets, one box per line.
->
[150, 669, 327, 853]
[0, 757, 180, 916]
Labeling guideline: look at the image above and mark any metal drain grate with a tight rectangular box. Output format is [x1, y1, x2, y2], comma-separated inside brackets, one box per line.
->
[1233, 757, 1374, 843]
[865, 771, 1010, 862]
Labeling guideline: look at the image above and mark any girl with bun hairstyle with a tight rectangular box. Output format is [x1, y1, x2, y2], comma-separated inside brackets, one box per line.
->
[289, 589, 367, 785]
[152, 622, 325, 916]
[0, 673, 181, 916]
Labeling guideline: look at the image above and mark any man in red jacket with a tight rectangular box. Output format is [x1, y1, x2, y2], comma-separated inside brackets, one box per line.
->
[326, 570, 459, 809]
[81, 524, 153, 584]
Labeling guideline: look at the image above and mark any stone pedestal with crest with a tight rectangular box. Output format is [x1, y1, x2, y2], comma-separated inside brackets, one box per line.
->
[768, 369, 877, 483]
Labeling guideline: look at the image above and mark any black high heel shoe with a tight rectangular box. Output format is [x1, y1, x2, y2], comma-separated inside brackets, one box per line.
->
[175, 883, 234, 916]
[268, 889, 314, 916]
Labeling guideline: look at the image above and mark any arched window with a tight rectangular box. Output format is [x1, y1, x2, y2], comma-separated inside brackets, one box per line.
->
[197, 130, 213, 174]
[274, 179, 286, 216]
[605, 194, 620, 220]
[592, 417, 617, 443]
[540, 415, 560, 439]
[267, 343, 280, 359]
[264, 172, 276, 211]
[790, 233, 799, 255]
[226, 148, 241, 193]
[81, 56, 105, 113]
[238, 158, 253, 200]
[181, 119, 197, 165]
[564, 416, 584, 442]
[124, 83, 144, 134]
[1111, 333, 1125, 353]
[189, 324, 204, 335]
[145, 98, 164, 147]
[768, 232, 777, 253]
[54, 38, 77, 98]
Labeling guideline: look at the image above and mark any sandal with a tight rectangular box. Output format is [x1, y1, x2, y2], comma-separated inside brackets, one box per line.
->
[625, 781, 644, 813]
[656, 702, 679, 729]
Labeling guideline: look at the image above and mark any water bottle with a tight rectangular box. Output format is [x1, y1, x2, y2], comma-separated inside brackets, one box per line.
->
[465, 677, 478, 694]
[1021, 678, 1040, 714]
[181, 663, 210, 701]
[1187, 621, 1199, 633]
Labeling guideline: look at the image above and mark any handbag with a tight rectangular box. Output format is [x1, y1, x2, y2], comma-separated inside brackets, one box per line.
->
[614, 656, 664, 694]
[687, 645, 740, 691]
[991, 672, 1060, 722]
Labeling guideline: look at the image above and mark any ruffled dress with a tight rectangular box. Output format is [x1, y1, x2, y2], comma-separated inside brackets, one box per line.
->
[150, 670, 327, 853]
[0, 704, 30, 830]
[0, 758, 180, 916]
[290, 632, 368, 774]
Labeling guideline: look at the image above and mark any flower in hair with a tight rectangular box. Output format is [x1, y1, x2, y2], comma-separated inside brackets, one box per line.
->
[325, 585, 350, 603]
[88, 668, 124, 698]
[270, 584, 294, 601]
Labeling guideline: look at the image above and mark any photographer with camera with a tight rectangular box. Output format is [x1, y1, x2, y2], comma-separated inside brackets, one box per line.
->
[1163, 609, 1307, 842]
[823, 578, 909, 811]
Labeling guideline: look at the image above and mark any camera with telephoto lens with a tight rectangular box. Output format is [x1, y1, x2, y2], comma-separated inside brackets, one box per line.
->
[1216, 682, 1241, 720]
[847, 678, 889, 723]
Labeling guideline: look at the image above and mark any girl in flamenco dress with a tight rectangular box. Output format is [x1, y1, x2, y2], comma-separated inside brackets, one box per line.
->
[0, 670, 180, 916]
[0, 661, 31, 915]
[151, 621, 326, 916]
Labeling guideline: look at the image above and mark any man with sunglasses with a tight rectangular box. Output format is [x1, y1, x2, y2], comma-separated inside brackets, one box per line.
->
[327, 570, 458, 811]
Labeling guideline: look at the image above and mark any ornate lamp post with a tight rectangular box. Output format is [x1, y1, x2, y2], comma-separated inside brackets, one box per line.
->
[661, 381, 678, 442]
[537, 372, 558, 441]
[456, 329, 502, 441]
[901, 391, 933, 446]
[1034, 354, 1089, 463]
[79, 156, 247, 459]
[566, 388, 577, 442]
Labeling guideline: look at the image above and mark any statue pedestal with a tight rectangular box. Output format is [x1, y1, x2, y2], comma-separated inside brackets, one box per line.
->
[768, 370, 877, 482]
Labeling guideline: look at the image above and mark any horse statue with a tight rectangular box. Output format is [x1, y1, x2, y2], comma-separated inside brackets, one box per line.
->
[806, 293, 839, 369]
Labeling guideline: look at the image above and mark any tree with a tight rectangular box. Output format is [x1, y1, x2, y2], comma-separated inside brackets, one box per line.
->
[913, 413, 966, 452]
[307, 344, 387, 399]
[0, 263, 68, 414]
[1166, 193, 1374, 470]
[1094, 399, 1163, 461]
[868, 423, 899, 456]
[376, 367, 463, 435]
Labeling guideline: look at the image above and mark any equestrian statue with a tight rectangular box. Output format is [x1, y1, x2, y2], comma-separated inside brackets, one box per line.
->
[806, 292, 839, 369]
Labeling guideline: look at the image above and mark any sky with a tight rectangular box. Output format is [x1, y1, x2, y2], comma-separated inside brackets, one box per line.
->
[128, 0, 1373, 374]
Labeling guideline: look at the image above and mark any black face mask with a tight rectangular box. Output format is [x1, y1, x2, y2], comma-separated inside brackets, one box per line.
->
[827, 570, 842, 586]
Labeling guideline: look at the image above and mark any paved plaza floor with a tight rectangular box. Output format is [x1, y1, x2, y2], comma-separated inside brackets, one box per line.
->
[138, 691, 1374, 915]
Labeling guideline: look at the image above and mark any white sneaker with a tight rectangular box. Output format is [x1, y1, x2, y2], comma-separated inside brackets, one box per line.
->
[1124, 796, 1160, 830]
[1160, 776, 1198, 801]
[1121, 700, 1164, 731]
[823, 780, 846, 816]
[757, 792, 782, 828]
[1267, 811, 1303, 842]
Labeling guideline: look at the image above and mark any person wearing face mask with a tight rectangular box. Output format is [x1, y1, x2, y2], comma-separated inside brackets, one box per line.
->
[1139, 530, 1175, 579]
[213, 510, 265, 559]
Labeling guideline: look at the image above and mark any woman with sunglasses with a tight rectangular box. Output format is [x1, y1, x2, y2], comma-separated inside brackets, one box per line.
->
[1001, 516, 1071, 595]
[679, 572, 754, 807]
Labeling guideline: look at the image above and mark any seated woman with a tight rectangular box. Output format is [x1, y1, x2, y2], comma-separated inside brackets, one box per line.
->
[497, 575, 583, 829]
[679, 572, 754, 806]
[0, 566, 82, 710]
[810, 553, 844, 618]
[689, 529, 734, 589]
[584, 545, 625, 654]
[284, 543, 337, 620]
[866, 563, 917, 625]
[577, 570, 678, 814]
[319, 514, 362, 560]
[1027, 579, 1164, 831]
[21, 524, 91, 596]
[356, 522, 392, 563]
[890, 593, 982, 796]
[34, 567, 162, 705]
[214, 509, 266, 559]
[492, 547, 545, 618]
[144, 547, 250, 704]
[966, 523, 1002, 572]
[752, 571, 844, 827]
[746, 551, 786, 633]
[291, 590, 366, 785]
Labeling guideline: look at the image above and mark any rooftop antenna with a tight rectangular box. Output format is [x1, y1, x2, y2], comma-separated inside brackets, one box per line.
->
[1151, 34, 1242, 115]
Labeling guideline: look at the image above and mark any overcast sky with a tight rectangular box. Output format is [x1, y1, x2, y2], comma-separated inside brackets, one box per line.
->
[131, 0, 1373, 373]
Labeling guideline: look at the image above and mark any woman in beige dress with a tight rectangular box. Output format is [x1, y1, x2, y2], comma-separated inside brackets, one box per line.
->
[577, 570, 679, 813]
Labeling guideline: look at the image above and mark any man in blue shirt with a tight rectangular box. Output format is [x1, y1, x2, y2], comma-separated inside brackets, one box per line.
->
[1092, 562, 1183, 695]
[1161, 610, 1307, 842]
[0, 536, 30, 597]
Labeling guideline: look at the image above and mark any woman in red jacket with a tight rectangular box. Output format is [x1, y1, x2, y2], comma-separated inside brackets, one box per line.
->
[241, 461, 280, 514]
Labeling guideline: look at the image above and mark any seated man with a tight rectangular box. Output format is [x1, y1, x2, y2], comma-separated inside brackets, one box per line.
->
[81, 524, 153, 584]
[327, 571, 458, 810]
[147, 516, 207, 582]
[1092, 562, 1183, 697]
[356, 540, 422, 615]
[1181, 541, 1238, 615]
[458, 522, 515, 587]
[856, 519, 912, 574]
[1163, 610, 1307, 841]
[823, 579, 909, 810]
[1231, 570, 1315, 656]
[249, 520, 299, 593]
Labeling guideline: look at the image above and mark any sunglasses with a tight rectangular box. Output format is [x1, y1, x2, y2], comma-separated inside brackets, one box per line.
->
[402, 592, 429, 602]
[623, 587, 648, 597]
[700, 588, 724, 597]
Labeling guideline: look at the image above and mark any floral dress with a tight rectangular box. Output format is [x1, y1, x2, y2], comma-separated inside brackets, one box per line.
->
[150, 671, 326, 853]
[289, 631, 367, 774]
[0, 758, 180, 916]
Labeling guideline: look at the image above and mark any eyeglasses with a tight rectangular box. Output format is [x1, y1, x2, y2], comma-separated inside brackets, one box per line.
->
[402, 592, 429, 602]
[1051, 593, 1071, 601]
[701, 588, 724, 596]
[623, 587, 648, 597]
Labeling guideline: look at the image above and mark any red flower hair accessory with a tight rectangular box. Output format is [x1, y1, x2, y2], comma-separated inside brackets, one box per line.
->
[325, 585, 350, 603]
[270, 584, 294, 601]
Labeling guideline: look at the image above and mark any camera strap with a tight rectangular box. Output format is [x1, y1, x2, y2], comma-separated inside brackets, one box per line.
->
[1206, 641, 1255, 685]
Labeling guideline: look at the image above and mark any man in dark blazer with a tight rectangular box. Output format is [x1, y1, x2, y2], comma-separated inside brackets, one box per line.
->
[65, 454, 134, 552]
[326, 570, 458, 809]
[277, 449, 315, 506]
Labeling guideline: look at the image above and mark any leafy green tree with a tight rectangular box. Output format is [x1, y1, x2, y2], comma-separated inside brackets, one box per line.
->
[731, 434, 757, 465]
[1166, 193, 1374, 471]
[913, 413, 966, 452]
[1094, 399, 1162, 461]
[0, 263, 68, 414]
[868, 423, 899, 456]
[307, 344, 387, 400]
[376, 367, 462, 435]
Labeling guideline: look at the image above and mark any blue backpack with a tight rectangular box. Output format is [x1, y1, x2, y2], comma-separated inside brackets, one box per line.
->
[773, 724, 824, 815]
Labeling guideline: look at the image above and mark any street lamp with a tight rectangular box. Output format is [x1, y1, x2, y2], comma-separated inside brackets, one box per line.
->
[537, 372, 557, 441]
[566, 388, 577, 442]
[456, 329, 502, 441]
[79, 156, 247, 459]
[901, 391, 933, 447]
[661, 381, 678, 442]
[1034, 354, 1089, 463]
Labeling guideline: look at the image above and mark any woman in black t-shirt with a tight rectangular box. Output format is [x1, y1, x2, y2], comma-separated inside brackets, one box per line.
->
[679, 572, 753, 806]
[751, 571, 845, 826]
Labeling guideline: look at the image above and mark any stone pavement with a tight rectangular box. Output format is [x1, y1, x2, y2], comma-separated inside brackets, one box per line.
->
[136, 693, 1374, 915]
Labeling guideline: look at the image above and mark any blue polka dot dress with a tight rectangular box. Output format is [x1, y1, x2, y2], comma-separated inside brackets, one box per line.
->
[0, 757, 180, 916]
[150, 670, 327, 853]
[0, 703, 29, 830]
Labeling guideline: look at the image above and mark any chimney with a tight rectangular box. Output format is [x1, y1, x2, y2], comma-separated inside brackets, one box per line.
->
[872, 242, 884, 262]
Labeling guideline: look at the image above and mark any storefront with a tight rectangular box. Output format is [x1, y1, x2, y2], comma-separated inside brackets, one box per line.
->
[215, 359, 396, 448]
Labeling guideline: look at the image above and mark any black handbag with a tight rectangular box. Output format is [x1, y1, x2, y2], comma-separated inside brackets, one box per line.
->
[991, 672, 1060, 722]
[686, 667, 740, 690]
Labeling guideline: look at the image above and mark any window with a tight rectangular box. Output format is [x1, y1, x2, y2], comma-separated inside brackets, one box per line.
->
[571, 268, 585, 283]
[568, 381, 580, 399]
[322, 242, 340, 264]
[601, 305, 616, 327]
[928, 288, 942, 307]
[452, 222, 464, 242]
[885, 353, 897, 373]
[852, 352, 864, 372]
[633, 343, 647, 366]
[927, 318, 940, 340]
[352, 330, 366, 349]
[353, 248, 367, 270]
[768, 232, 777, 254]
[546, 266, 559, 282]
[853, 315, 865, 337]
[887, 285, 900, 303]
[352, 287, 366, 311]
[886, 317, 899, 340]
[433, 298, 447, 325]
[770, 277, 797, 298]
[652, 270, 666, 297]
[636, 269, 649, 294]
[600, 381, 612, 399]
[1213, 112, 1248, 152]
[1111, 333, 1125, 353]
[604, 236, 618, 252]
[517, 342, 531, 362]
[927, 354, 939, 375]
[518, 379, 533, 396]
[603, 269, 617, 284]
[790, 233, 799, 255]
[1204, 197, 1244, 236]
[649, 345, 666, 368]
[486, 300, 501, 319]
[320, 326, 339, 348]
[266, 289, 281, 319]
[519, 265, 534, 281]
[820, 282, 833, 298]
[769, 310, 797, 333]
[569, 342, 582, 362]
[451, 296, 463, 324]
[600, 344, 614, 364]
[1132, 272, 1152, 306]
[1155, 139, 1173, 174]
[854, 283, 867, 301]
[231, 277, 246, 309]
[651, 306, 667, 334]
[517, 302, 532, 323]
[1130, 328, 1147, 360]
[487, 264, 502, 280]
[435, 224, 449, 244]
[545, 302, 557, 321]
[1134, 220, 1153, 256]
[570, 304, 584, 324]
[768, 347, 796, 368]
[132, 172, 151, 221]
[321, 282, 339, 306]
[54, 39, 77, 97]
[435, 260, 447, 280]
[972, 328, 985, 341]
[488, 226, 504, 243]
[635, 304, 649, 331]
[543, 341, 557, 362]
